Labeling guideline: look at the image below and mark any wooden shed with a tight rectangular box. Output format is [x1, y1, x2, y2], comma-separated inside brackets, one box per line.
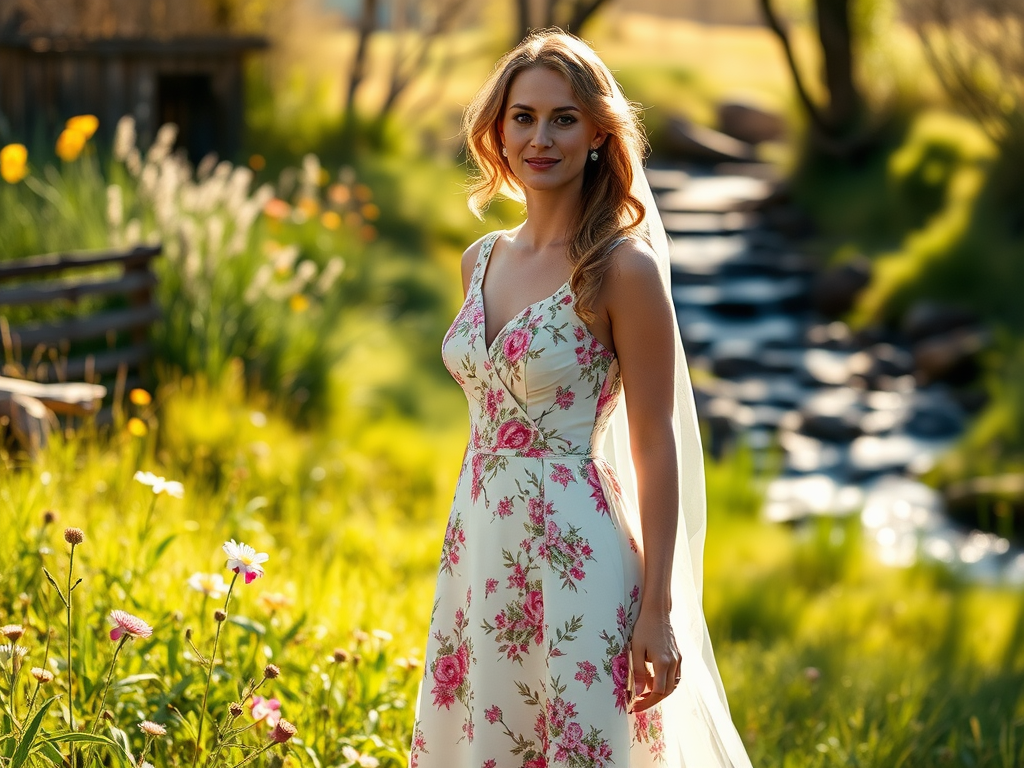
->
[0, 33, 267, 161]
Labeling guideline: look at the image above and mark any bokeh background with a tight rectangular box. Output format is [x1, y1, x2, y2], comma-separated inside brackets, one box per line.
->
[2, 1, 1024, 766]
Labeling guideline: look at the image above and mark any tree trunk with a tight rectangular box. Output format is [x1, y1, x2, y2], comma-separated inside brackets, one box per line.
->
[815, 0, 859, 132]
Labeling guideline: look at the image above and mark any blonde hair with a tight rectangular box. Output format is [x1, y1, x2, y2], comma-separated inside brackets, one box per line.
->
[462, 29, 648, 323]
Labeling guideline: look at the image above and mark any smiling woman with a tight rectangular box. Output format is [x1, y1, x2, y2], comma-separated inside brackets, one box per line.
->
[409, 28, 755, 768]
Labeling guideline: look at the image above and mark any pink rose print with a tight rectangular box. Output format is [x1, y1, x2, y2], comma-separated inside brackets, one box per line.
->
[610, 650, 631, 712]
[496, 497, 513, 518]
[483, 761, 497, 768]
[485, 578, 498, 597]
[523, 590, 544, 633]
[585, 461, 609, 516]
[484, 705, 502, 724]
[575, 660, 599, 690]
[549, 463, 576, 489]
[554, 385, 575, 410]
[502, 327, 532, 363]
[495, 419, 534, 451]
[573, 325, 587, 341]
[575, 345, 593, 366]
[484, 387, 505, 420]
[471, 453, 485, 502]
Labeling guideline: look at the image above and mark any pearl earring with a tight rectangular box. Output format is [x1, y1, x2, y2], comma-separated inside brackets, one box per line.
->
[589, 149, 599, 161]
[501, 146, 508, 157]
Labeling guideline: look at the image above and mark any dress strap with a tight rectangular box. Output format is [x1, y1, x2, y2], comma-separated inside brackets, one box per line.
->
[470, 230, 503, 291]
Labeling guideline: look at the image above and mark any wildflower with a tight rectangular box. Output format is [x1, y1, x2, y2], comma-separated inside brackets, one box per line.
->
[113, 116, 135, 161]
[321, 210, 342, 230]
[270, 719, 297, 744]
[56, 128, 87, 162]
[108, 610, 153, 641]
[342, 746, 380, 767]
[1, 624, 24, 641]
[0, 644, 28, 664]
[250, 696, 281, 728]
[187, 572, 228, 600]
[263, 664, 280, 680]
[371, 628, 393, 643]
[134, 471, 183, 498]
[297, 197, 320, 219]
[229, 701, 244, 718]
[31, 667, 54, 683]
[43, 510, 58, 525]
[223, 539, 268, 584]
[64, 527, 85, 545]
[332, 648, 350, 663]
[258, 592, 293, 613]
[289, 294, 310, 313]
[129, 388, 152, 406]
[1, 143, 28, 183]
[263, 198, 291, 220]
[139, 720, 166, 736]
[66, 115, 99, 140]
[249, 154, 266, 171]
[352, 629, 370, 643]
[127, 417, 148, 436]
[214, 610, 227, 623]
[361, 203, 380, 221]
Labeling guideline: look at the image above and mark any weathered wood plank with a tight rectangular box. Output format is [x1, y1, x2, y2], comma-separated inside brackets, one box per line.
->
[6, 304, 160, 349]
[0, 245, 162, 281]
[25, 343, 151, 383]
[0, 375, 106, 415]
[0, 269, 156, 307]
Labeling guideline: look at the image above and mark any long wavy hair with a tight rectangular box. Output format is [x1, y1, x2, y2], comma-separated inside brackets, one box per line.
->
[462, 29, 649, 323]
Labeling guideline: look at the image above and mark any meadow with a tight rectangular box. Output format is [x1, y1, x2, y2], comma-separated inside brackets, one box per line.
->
[2, 9, 1024, 768]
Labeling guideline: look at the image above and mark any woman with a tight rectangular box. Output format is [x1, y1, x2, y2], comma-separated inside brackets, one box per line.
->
[412, 30, 754, 768]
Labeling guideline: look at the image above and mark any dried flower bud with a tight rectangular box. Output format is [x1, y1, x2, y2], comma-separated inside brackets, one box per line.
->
[263, 664, 280, 679]
[139, 720, 167, 736]
[270, 719, 297, 744]
[64, 527, 85, 545]
[1, 624, 24, 642]
[351, 653, 362, 667]
[185, 628, 193, 641]
[229, 701, 244, 718]
[214, 610, 227, 622]
[102, 709, 114, 721]
[31, 667, 54, 683]
[43, 510, 58, 525]
[331, 648, 349, 664]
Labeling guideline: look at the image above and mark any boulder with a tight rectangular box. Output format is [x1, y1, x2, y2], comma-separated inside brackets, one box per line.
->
[663, 117, 758, 164]
[811, 258, 872, 318]
[913, 327, 989, 385]
[717, 101, 786, 145]
[902, 301, 978, 342]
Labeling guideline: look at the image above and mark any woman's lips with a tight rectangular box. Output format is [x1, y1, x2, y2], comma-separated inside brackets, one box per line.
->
[525, 157, 559, 170]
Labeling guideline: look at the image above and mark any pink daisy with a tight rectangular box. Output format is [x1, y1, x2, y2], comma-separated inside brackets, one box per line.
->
[223, 539, 268, 583]
[251, 696, 282, 728]
[108, 610, 153, 641]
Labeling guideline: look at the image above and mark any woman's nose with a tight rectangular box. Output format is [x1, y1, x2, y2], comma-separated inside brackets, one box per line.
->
[531, 123, 553, 147]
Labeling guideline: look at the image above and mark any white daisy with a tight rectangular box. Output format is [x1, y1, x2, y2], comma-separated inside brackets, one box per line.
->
[222, 540, 268, 584]
[134, 471, 184, 498]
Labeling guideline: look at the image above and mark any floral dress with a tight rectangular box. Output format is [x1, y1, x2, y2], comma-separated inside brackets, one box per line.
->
[411, 231, 667, 768]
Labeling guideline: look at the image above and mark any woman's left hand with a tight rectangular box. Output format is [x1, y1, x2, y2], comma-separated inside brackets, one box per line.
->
[628, 603, 681, 713]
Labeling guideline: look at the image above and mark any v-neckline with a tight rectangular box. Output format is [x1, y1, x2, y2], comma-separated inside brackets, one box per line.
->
[478, 232, 572, 356]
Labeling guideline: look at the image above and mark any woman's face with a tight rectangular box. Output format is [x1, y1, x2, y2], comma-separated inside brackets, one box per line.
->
[500, 66, 606, 195]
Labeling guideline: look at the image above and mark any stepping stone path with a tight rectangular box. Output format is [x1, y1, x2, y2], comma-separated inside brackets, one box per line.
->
[652, 165, 1024, 585]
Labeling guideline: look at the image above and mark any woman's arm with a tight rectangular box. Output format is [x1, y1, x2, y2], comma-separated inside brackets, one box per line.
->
[603, 239, 682, 713]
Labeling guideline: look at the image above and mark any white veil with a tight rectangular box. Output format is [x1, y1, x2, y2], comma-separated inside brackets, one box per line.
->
[601, 150, 755, 767]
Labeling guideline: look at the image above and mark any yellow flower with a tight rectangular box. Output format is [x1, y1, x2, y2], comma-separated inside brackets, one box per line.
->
[129, 388, 152, 406]
[127, 417, 148, 437]
[257, 592, 293, 613]
[1, 144, 28, 184]
[360, 203, 380, 221]
[320, 211, 341, 230]
[56, 129, 87, 162]
[297, 197, 320, 219]
[65, 115, 99, 140]
[249, 154, 266, 171]
[289, 294, 310, 313]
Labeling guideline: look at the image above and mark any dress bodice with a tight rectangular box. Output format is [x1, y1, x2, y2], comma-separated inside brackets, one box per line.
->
[442, 231, 622, 458]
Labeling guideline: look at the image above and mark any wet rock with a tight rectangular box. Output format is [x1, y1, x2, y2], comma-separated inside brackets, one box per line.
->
[913, 327, 989, 385]
[806, 321, 855, 351]
[811, 258, 872, 318]
[904, 390, 965, 438]
[848, 343, 916, 385]
[709, 339, 766, 378]
[902, 301, 978, 342]
[645, 167, 690, 193]
[663, 116, 758, 164]
[657, 175, 773, 214]
[799, 348, 854, 387]
[797, 388, 864, 442]
[778, 429, 848, 474]
[764, 474, 864, 522]
[662, 211, 760, 235]
[717, 101, 786, 145]
[848, 434, 954, 477]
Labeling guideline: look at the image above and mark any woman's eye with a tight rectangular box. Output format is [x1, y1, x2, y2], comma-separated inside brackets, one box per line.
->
[514, 113, 532, 124]
[555, 115, 577, 126]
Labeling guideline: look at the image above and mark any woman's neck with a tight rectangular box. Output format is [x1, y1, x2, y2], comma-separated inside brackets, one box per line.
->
[516, 184, 583, 251]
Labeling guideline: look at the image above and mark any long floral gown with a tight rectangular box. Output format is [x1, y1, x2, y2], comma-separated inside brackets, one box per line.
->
[411, 231, 667, 768]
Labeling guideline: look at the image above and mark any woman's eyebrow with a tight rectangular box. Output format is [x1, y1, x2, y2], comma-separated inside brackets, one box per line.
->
[508, 104, 581, 113]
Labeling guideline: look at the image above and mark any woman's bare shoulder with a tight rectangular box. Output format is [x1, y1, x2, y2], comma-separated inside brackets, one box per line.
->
[604, 236, 663, 298]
